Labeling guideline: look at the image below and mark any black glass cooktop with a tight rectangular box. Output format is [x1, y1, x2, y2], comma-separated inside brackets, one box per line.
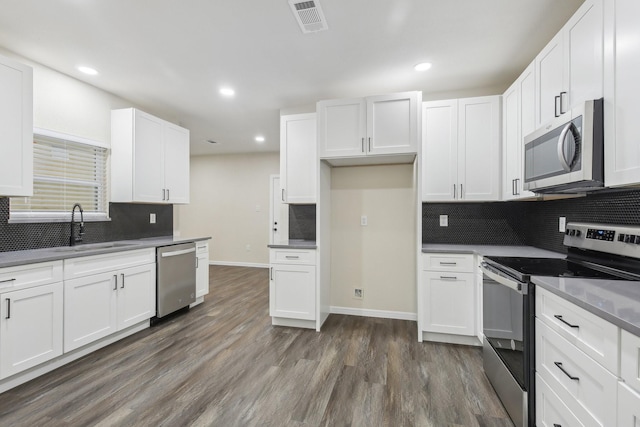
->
[484, 257, 627, 281]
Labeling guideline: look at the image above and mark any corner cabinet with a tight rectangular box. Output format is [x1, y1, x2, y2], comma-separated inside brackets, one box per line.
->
[422, 96, 501, 202]
[604, 0, 640, 187]
[317, 92, 420, 165]
[195, 241, 209, 299]
[0, 54, 33, 197]
[111, 108, 190, 204]
[280, 113, 317, 204]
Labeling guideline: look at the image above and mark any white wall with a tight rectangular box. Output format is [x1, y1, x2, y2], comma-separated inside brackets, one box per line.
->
[330, 164, 417, 314]
[175, 153, 279, 266]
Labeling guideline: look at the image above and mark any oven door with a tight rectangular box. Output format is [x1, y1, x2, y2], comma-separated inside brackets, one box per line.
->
[481, 261, 533, 427]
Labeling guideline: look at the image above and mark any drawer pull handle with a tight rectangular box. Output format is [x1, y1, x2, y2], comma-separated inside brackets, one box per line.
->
[554, 424, 562, 427]
[0, 278, 16, 284]
[440, 276, 457, 280]
[121, 273, 125, 289]
[554, 362, 579, 381]
[285, 256, 300, 259]
[554, 314, 579, 329]
[5, 298, 10, 319]
[113, 275, 118, 291]
[439, 262, 457, 266]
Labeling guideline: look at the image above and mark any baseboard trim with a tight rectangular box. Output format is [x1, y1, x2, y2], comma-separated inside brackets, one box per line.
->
[330, 306, 417, 321]
[209, 261, 268, 268]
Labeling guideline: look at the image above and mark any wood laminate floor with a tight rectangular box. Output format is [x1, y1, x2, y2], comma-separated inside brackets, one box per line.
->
[0, 265, 512, 427]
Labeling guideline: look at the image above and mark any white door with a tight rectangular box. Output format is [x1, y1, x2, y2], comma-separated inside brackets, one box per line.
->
[0, 283, 63, 378]
[536, 32, 565, 127]
[270, 264, 316, 320]
[280, 114, 317, 203]
[421, 99, 458, 201]
[367, 92, 418, 155]
[133, 109, 165, 202]
[117, 264, 155, 330]
[421, 272, 475, 336]
[317, 98, 366, 158]
[0, 54, 32, 197]
[64, 272, 118, 352]
[163, 122, 190, 204]
[270, 175, 289, 245]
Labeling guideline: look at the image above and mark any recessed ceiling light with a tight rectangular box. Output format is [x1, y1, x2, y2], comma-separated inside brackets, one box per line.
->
[77, 65, 98, 75]
[414, 62, 432, 72]
[255, 136, 265, 143]
[219, 87, 235, 97]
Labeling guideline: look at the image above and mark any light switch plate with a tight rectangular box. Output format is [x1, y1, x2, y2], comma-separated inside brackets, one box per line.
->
[150, 213, 156, 224]
[439, 215, 448, 227]
[559, 216, 566, 233]
[361, 215, 368, 226]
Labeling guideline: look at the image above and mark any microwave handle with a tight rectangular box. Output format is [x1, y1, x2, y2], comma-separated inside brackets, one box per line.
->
[557, 123, 576, 172]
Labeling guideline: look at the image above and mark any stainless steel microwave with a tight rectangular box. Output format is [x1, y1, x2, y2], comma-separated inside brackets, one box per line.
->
[523, 98, 604, 194]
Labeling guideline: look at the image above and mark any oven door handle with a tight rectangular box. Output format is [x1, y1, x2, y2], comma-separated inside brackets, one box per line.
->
[480, 262, 526, 295]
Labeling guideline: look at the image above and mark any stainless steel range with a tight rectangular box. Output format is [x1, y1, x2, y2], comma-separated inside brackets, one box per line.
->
[480, 222, 640, 427]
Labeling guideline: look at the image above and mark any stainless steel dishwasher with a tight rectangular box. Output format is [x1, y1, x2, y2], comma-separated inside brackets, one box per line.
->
[156, 242, 196, 318]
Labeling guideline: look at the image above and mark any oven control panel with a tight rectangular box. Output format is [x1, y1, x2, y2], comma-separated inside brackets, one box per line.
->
[564, 222, 640, 259]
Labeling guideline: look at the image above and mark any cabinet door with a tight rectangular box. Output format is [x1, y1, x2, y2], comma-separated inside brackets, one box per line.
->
[117, 264, 155, 330]
[421, 99, 458, 201]
[502, 81, 520, 200]
[133, 109, 165, 202]
[0, 283, 63, 378]
[196, 252, 209, 298]
[536, 32, 565, 127]
[565, 0, 604, 109]
[163, 122, 190, 204]
[604, 0, 640, 187]
[280, 113, 317, 203]
[421, 271, 475, 336]
[458, 96, 501, 201]
[0, 54, 32, 197]
[617, 382, 640, 427]
[317, 98, 366, 158]
[367, 92, 418, 155]
[64, 272, 118, 352]
[270, 264, 315, 320]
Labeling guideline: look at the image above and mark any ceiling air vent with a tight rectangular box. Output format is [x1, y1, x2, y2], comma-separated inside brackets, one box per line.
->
[289, 0, 328, 33]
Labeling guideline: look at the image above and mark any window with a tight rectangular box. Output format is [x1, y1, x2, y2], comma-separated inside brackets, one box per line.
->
[10, 128, 109, 222]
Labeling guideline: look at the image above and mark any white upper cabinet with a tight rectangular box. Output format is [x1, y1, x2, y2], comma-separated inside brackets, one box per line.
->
[280, 113, 317, 204]
[0, 54, 32, 197]
[502, 63, 536, 201]
[318, 92, 420, 165]
[604, 0, 640, 187]
[111, 108, 190, 204]
[535, 0, 604, 127]
[422, 96, 501, 202]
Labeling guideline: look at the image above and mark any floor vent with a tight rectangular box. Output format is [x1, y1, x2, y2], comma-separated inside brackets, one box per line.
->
[289, 0, 328, 33]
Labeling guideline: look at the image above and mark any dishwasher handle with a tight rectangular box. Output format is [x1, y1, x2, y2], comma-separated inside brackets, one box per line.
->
[161, 247, 196, 258]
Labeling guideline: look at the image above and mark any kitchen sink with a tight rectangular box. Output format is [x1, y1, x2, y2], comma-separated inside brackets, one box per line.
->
[52, 242, 140, 252]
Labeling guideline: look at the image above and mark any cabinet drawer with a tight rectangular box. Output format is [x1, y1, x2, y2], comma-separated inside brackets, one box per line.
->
[270, 249, 315, 265]
[617, 381, 640, 427]
[621, 329, 640, 394]
[0, 261, 63, 292]
[536, 287, 619, 374]
[536, 318, 618, 427]
[422, 253, 475, 273]
[196, 241, 209, 255]
[536, 373, 585, 427]
[64, 248, 155, 280]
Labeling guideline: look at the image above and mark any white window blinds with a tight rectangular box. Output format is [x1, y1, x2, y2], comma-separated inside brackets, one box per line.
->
[10, 130, 109, 222]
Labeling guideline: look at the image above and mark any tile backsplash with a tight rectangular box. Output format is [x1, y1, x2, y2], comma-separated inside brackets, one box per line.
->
[423, 188, 640, 254]
[0, 198, 172, 252]
[289, 204, 316, 241]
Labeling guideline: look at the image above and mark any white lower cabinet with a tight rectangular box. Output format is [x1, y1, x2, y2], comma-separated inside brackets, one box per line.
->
[269, 248, 316, 327]
[195, 242, 209, 299]
[617, 382, 640, 427]
[0, 282, 63, 379]
[419, 253, 478, 344]
[536, 373, 585, 427]
[63, 250, 156, 352]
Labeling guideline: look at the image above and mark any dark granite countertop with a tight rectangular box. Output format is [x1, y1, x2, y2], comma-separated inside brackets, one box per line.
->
[0, 236, 211, 269]
[268, 239, 317, 249]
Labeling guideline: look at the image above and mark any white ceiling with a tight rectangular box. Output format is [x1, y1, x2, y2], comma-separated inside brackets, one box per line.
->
[0, 0, 584, 156]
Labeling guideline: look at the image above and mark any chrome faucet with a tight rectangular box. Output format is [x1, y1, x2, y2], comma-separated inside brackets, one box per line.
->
[70, 203, 85, 246]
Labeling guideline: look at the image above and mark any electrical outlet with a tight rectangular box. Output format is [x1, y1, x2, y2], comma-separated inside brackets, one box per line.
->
[255, 204, 261, 212]
[245, 244, 251, 252]
[439, 215, 448, 227]
[149, 213, 156, 224]
[361, 215, 368, 226]
[354, 288, 363, 299]
[559, 216, 566, 233]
